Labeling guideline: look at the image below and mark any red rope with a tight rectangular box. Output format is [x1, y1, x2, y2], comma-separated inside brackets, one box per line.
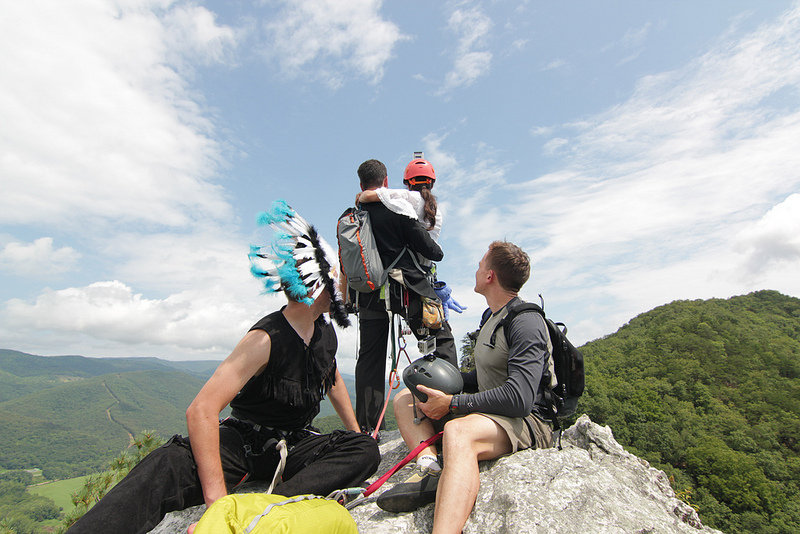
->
[362, 431, 443, 498]
[370, 370, 400, 440]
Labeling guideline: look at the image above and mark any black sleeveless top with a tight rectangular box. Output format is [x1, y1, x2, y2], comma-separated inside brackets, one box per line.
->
[229, 309, 338, 430]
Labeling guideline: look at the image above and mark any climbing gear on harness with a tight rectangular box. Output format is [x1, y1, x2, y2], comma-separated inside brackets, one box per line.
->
[249, 199, 349, 327]
[219, 417, 293, 491]
[403, 152, 436, 188]
[420, 296, 445, 329]
[369, 315, 413, 439]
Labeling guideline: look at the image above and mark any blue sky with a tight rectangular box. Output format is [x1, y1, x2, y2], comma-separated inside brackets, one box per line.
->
[2, 1, 800, 376]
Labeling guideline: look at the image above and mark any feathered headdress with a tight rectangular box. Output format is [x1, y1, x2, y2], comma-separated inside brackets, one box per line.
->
[249, 200, 350, 327]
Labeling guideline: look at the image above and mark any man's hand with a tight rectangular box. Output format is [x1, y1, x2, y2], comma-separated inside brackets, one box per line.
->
[416, 385, 452, 420]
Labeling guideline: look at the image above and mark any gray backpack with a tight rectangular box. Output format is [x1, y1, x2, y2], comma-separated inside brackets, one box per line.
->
[337, 206, 407, 293]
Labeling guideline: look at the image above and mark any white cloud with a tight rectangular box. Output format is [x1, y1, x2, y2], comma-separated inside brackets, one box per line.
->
[0, 237, 80, 275]
[438, 4, 493, 94]
[0, 1, 237, 230]
[1, 280, 270, 353]
[542, 137, 568, 155]
[518, 5, 800, 340]
[163, 3, 238, 66]
[600, 20, 653, 55]
[510, 38, 528, 51]
[621, 22, 652, 49]
[262, 0, 405, 87]
[429, 5, 800, 345]
[541, 59, 567, 72]
[99, 227, 254, 294]
[736, 193, 800, 274]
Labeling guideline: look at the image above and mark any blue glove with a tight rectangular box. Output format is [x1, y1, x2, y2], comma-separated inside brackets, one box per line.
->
[433, 282, 467, 322]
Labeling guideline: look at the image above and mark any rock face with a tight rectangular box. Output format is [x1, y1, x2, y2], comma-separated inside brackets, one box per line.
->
[149, 415, 720, 534]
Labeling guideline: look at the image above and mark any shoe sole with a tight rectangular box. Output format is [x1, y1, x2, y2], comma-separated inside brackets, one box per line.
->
[376, 485, 437, 513]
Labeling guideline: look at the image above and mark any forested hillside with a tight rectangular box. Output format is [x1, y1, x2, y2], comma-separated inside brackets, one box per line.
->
[580, 290, 800, 533]
[0, 350, 354, 480]
[0, 355, 208, 479]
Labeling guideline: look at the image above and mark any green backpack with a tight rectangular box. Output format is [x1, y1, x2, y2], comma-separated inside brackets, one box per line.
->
[194, 493, 357, 534]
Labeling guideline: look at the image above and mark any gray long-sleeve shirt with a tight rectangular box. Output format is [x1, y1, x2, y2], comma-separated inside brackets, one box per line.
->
[452, 299, 550, 418]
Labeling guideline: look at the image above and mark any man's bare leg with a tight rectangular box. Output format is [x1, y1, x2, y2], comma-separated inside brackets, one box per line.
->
[393, 388, 438, 460]
[432, 414, 512, 534]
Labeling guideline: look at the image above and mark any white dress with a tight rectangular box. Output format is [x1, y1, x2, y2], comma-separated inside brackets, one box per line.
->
[374, 187, 442, 242]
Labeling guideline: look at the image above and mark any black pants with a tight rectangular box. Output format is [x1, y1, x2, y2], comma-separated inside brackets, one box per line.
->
[355, 291, 457, 432]
[67, 426, 380, 534]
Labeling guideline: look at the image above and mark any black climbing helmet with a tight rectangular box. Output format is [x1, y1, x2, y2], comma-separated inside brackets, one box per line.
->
[402, 355, 463, 402]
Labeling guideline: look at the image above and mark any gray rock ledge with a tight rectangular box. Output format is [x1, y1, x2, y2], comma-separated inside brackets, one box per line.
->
[150, 415, 721, 534]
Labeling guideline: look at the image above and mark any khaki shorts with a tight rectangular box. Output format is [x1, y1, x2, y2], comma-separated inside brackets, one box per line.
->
[434, 412, 553, 452]
[479, 412, 552, 452]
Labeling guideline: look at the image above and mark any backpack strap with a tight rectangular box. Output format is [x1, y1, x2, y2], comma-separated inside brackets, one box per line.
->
[486, 301, 544, 348]
[479, 307, 493, 328]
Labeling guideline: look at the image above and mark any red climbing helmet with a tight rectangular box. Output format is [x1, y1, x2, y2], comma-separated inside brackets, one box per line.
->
[403, 151, 436, 188]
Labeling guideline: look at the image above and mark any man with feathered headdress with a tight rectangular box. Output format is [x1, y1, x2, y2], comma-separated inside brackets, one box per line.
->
[68, 201, 380, 534]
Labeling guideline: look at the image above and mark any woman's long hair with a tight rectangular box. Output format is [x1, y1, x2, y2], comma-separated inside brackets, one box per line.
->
[411, 184, 437, 231]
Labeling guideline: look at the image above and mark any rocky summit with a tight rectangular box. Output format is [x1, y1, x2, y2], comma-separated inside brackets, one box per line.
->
[149, 415, 721, 533]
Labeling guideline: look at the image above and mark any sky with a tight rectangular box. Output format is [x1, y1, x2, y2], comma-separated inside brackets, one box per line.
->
[2, 0, 800, 376]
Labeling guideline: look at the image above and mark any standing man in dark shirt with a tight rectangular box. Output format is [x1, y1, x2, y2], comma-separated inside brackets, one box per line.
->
[349, 159, 457, 435]
[68, 202, 380, 534]
[378, 241, 553, 534]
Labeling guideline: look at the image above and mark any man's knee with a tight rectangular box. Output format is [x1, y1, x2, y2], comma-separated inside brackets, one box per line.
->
[132, 436, 194, 478]
[442, 417, 481, 453]
[339, 431, 381, 473]
[392, 388, 412, 413]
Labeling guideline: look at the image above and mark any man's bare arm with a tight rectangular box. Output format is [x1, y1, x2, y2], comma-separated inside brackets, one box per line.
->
[185, 330, 272, 507]
[327, 369, 361, 432]
[355, 190, 379, 205]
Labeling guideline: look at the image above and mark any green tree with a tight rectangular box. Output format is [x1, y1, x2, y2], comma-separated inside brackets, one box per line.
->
[459, 330, 479, 372]
[61, 430, 164, 531]
[580, 290, 800, 533]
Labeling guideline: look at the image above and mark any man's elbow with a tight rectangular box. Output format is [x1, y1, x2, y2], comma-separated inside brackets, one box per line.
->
[507, 390, 534, 418]
[186, 397, 214, 426]
[185, 401, 200, 425]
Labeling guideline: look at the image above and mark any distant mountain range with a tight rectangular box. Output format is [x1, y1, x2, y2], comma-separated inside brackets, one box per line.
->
[0, 349, 359, 479]
[0, 349, 220, 402]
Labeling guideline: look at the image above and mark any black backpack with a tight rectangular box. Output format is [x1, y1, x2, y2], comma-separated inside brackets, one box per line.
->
[485, 298, 585, 439]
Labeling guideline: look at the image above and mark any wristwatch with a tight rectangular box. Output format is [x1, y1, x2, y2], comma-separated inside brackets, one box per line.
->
[449, 396, 458, 415]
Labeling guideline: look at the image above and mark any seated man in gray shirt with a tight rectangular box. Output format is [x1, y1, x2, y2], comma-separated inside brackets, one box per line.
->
[378, 241, 553, 534]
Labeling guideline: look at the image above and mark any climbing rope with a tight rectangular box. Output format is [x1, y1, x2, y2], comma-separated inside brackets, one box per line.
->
[370, 315, 413, 440]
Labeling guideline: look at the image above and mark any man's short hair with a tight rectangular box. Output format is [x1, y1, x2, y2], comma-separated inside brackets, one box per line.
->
[358, 159, 387, 189]
[486, 240, 530, 292]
